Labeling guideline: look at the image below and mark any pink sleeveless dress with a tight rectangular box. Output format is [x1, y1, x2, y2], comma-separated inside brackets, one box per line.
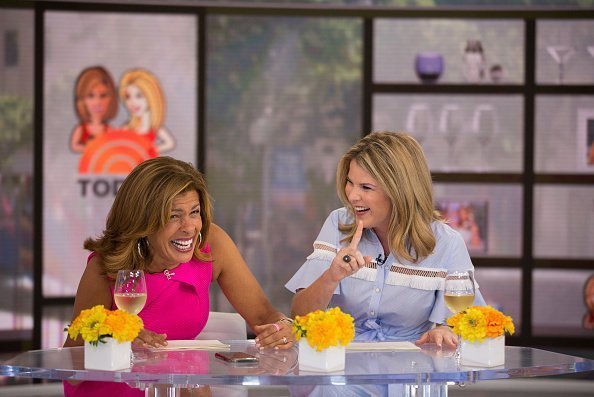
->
[64, 247, 212, 397]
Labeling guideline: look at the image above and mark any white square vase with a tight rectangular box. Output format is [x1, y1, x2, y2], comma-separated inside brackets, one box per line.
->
[298, 339, 345, 372]
[460, 335, 505, 367]
[84, 338, 131, 370]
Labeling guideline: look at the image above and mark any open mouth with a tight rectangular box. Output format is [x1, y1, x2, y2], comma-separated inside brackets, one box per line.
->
[354, 206, 370, 215]
[170, 238, 194, 252]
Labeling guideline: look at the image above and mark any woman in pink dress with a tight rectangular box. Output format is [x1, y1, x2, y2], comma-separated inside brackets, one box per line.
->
[64, 156, 294, 397]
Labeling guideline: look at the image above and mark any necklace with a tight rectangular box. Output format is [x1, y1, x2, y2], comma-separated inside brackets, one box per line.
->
[164, 269, 175, 280]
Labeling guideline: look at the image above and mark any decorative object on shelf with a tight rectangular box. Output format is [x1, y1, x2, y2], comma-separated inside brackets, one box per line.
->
[438, 104, 464, 171]
[489, 64, 504, 83]
[293, 307, 354, 372]
[405, 103, 433, 145]
[546, 45, 575, 84]
[462, 40, 485, 83]
[447, 305, 514, 367]
[472, 104, 499, 171]
[414, 52, 444, 84]
[65, 304, 144, 370]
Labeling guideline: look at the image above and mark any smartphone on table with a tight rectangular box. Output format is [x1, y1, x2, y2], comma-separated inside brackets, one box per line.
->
[215, 352, 259, 364]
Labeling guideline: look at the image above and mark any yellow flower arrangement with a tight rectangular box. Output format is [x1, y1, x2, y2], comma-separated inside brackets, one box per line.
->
[446, 305, 514, 343]
[292, 307, 355, 352]
[66, 305, 144, 346]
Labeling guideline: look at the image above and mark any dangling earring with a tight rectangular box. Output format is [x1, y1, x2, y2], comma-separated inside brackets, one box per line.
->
[198, 232, 202, 245]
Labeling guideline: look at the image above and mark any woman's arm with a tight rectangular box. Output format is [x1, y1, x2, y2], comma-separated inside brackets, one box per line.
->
[63, 256, 112, 347]
[208, 223, 292, 349]
[70, 125, 85, 153]
[291, 221, 368, 317]
[156, 127, 175, 153]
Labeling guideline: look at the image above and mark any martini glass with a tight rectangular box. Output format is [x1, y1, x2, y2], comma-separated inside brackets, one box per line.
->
[546, 45, 575, 84]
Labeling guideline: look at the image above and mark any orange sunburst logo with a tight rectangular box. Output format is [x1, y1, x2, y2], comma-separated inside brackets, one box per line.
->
[78, 130, 159, 174]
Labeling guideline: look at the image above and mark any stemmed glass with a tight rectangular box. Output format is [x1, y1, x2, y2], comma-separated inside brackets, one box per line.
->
[472, 104, 499, 172]
[405, 103, 433, 146]
[114, 270, 147, 315]
[444, 270, 476, 363]
[546, 45, 575, 84]
[439, 105, 464, 171]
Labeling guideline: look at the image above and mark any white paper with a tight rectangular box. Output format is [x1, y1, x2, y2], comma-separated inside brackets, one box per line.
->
[150, 340, 230, 351]
[346, 341, 421, 351]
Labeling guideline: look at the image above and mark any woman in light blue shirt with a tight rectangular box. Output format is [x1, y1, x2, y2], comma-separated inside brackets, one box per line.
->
[286, 131, 484, 347]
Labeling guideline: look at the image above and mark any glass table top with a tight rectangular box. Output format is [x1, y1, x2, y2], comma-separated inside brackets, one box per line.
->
[1, 341, 593, 387]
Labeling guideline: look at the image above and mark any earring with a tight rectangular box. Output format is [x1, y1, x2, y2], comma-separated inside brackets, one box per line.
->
[198, 232, 202, 245]
[137, 237, 147, 258]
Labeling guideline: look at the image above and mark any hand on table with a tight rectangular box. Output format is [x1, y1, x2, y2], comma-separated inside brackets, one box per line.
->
[415, 325, 457, 349]
[134, 328, 168, 348]
[253, 320, 295, 351]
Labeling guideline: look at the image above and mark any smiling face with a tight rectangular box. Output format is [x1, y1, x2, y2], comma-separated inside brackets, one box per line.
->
[147, 190, 202, 271]
[84, 82, 111, 120]
[345, 160, 392, 240]
[124, 84, 149, 117]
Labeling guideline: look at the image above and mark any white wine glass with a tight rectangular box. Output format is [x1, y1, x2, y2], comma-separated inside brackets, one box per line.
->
[444, 270, 475, 363]
[114, 270, 147, 315]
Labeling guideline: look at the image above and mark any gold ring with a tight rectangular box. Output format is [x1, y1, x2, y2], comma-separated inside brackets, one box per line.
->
[282, 336, 288, 344]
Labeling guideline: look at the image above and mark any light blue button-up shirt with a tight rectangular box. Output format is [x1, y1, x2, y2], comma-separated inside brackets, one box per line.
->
[285, 208, 485, 342]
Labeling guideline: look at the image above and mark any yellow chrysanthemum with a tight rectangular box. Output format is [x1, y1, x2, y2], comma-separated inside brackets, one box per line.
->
[64, 305, 144, 346]
[292, 307, 355, 352]
[446, 305, 515, 343]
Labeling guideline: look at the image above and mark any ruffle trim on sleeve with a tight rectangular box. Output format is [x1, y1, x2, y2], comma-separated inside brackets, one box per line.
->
[306, 241, 338, 261]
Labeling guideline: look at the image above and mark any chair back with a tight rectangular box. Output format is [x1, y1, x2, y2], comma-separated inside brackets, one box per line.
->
[196, 311, 247, 340]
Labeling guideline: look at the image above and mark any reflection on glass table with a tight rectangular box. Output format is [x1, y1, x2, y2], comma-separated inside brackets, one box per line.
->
[1, 341, 593, 396]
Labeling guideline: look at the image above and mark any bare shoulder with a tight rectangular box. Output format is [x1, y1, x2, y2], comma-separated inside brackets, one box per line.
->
[208, 223, 241, 280]
[86, 254, 108, 278]
[207, 223, 234, 250]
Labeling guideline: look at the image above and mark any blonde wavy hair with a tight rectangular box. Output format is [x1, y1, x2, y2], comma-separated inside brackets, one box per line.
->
[119, 68, 165, 132]
[84, 156, 212, 275]
[336, 131, 442, 263]
[74, 66, 118, 123]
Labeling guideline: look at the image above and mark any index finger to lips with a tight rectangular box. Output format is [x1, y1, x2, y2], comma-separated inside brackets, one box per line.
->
[348, 220, 364, 250]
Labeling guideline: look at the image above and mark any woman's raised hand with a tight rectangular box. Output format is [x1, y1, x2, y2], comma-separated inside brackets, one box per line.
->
[328, 221, 371, 283]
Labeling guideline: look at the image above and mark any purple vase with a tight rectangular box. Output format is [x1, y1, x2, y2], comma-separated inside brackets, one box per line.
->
[415, 52, 444, 84]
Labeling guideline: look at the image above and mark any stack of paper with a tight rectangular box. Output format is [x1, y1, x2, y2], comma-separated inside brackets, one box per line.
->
[346, 341, 421, 351]
[150, 340, 230, 351]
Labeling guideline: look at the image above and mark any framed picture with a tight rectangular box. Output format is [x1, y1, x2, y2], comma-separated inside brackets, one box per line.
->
[43, 10, 198, 296]
[577, 108, 594, 171]
[436, 199, 488, 255]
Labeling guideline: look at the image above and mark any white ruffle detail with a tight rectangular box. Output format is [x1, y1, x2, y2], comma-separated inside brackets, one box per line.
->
[306, 241, 338, 261]
[350, 266, 378, 282]
[384, 263, 447, 291]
